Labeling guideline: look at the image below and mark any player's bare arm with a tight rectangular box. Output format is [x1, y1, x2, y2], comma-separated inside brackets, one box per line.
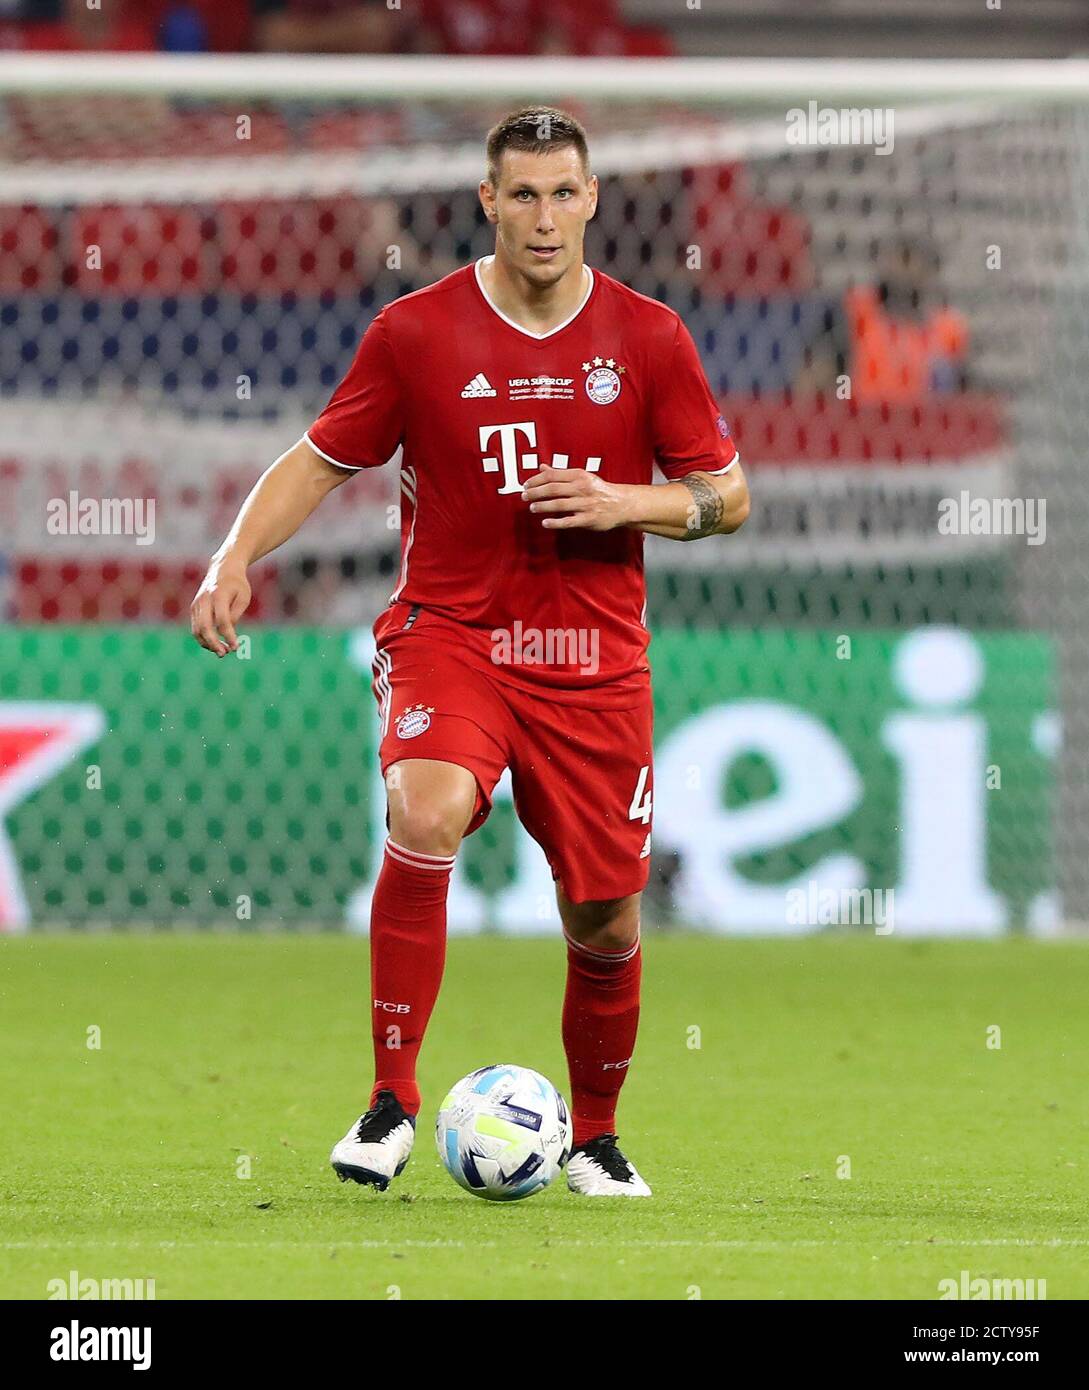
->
[190, 437, 349, 657]
[522, 459, 750, 539]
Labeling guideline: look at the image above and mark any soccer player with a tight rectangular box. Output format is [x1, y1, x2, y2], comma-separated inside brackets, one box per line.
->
[190, 107, 750, 1197]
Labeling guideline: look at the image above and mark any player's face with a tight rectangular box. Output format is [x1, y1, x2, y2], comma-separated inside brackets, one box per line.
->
[484, 147, 598, 288]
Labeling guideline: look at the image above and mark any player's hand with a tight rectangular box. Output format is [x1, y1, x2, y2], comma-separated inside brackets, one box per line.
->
[522, 467, 630, 532]
[190, 561, 251, 657]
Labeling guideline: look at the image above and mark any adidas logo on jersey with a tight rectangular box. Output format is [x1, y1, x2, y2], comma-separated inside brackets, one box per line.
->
[460, 373, 497, 398]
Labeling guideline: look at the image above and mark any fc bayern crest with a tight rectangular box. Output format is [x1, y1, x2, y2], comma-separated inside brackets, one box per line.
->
[582, 356, 625, 405]
[395, 704, 433, 739]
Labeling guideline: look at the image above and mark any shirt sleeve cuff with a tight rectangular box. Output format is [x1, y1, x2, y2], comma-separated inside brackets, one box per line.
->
[701, 450, 739, 476]
[666, 450, 739, 479]
[303, 431, 364, 471]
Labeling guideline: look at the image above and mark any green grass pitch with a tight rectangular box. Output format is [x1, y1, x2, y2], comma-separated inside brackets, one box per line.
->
[2, 933, 1087, 1300]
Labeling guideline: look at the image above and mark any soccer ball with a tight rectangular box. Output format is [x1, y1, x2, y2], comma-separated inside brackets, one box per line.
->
[436, 1064, 572, 1201]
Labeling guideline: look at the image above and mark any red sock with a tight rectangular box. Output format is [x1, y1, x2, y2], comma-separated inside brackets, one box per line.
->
[368, 836, 454, 1117]
[562, 929, 642, 1146]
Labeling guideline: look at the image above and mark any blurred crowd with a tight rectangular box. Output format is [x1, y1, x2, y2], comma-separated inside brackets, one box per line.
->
[0, 0, 674, 56]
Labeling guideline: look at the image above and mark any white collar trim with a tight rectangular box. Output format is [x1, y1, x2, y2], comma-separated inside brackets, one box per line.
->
[474, 255, 594, 340]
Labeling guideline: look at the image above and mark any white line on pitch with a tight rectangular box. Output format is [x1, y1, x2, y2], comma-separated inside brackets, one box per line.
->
[3, 1238, 1088, 1251]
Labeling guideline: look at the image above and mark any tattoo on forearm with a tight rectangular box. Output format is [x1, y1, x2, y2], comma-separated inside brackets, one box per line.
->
[680, 475, 725, 538]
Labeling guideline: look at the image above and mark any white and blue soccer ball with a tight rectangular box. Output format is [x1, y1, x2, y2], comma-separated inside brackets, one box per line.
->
[436, 1064, 572, 1201]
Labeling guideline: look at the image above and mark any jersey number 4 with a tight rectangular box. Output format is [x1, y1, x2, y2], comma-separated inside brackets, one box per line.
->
[628, 765, 653, 824]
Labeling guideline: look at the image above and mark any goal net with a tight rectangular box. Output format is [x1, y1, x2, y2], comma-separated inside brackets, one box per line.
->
[0, 54, 1082, 934]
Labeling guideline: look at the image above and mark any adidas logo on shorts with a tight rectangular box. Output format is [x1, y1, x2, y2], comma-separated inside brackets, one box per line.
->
[460, 373, 497, 398]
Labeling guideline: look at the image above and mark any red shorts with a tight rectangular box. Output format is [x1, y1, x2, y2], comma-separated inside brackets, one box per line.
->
[371, 625, 654, 904]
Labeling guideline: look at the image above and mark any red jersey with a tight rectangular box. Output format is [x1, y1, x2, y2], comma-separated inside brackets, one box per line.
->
[306, 258, 738, 707]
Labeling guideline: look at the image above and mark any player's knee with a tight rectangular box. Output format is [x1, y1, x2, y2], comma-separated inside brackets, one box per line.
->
[387, 797, 471, 858]
[385, 759, 477, 857]
[562, 894, 641, 952]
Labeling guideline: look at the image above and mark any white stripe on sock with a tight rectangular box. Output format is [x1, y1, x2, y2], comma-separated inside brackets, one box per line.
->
[563, 928, 641, 962]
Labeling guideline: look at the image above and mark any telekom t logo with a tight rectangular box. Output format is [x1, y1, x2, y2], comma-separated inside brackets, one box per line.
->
[479, 421, 602, 495]
[0, 702, 105, 931]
